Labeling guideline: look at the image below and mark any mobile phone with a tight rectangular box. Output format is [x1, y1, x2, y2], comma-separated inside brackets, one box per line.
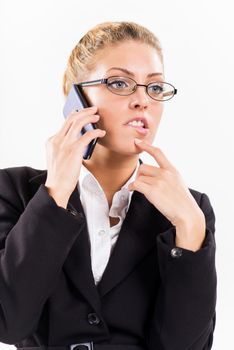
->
[63, 84, 98, 160]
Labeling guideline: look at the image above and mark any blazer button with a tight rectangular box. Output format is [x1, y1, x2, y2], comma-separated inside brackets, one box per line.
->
[171, 247, 183, 258]
[87, 312, 100, 325]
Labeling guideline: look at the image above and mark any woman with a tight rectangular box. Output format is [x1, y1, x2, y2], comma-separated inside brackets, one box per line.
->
[0, 22, 216, 350]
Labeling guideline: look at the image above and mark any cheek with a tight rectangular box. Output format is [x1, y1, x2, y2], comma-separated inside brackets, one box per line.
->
[95, 107, 118, 130]
[97, 103, 124, 131]
[146, 104, 164, 142]
[153, 104, 164, 126]
[157, 102, 164, 116]
[84, 89, 121, 128]
[157, 102, 164, 121]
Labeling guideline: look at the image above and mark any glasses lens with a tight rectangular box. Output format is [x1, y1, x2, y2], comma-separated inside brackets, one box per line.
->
[147, 82, 175, 101]
[106, 76, 135, 95]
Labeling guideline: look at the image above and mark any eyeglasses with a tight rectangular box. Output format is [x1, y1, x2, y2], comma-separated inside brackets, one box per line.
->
[77, 76, 177, 101]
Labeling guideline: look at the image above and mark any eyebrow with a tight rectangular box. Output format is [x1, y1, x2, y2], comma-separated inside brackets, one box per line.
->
[106, 66, 163, 78]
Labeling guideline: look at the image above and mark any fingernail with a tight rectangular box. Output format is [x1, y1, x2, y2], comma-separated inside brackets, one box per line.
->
[90, 106, 97, 109]
[134, 138, 142, 144]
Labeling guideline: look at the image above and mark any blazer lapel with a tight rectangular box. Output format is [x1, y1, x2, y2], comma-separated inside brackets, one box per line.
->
[28, 158, 172, 308]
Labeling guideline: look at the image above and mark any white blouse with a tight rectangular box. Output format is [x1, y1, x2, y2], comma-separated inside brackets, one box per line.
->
[77, 159, 141, 285]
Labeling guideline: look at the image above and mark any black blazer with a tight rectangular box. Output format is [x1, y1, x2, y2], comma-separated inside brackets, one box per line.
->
[0, 159, 216, 350]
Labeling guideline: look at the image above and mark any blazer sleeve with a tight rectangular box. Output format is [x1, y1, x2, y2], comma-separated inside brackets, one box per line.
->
[146, 192, 216, 350]
[0, 168, 85, 344]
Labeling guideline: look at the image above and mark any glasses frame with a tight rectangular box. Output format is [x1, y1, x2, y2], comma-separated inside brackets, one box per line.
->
[77, 76, 177, 101]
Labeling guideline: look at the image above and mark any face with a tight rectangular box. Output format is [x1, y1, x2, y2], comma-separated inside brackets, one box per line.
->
[81, 40, 164, 157]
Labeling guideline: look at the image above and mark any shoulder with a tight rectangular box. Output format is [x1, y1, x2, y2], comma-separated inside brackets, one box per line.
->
[188, 187, 203, 204]
[188, 186, 214, 209]
[188, 186, 214, 212]
[0, 165, 46, 187]
[0, 166, 47, 209]
[0, 165, 45, 177]
[188, 186, 216, 233]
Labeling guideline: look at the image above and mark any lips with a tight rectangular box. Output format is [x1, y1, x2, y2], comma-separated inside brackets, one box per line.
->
[124, 116, 149, 128]
[125, 124, 149, 135]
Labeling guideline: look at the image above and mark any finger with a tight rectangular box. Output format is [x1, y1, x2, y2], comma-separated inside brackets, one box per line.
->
[129, 175, 155, 188]
[74, 128, 106, 149]
[136, 175, 156, 185]
[64, 114, 100, 142]
[60, 107, 98, 136]
[136, 164, 160, 178]
[128, 179, 151, 194]
[68, 106, 98, 119]
[134, 139, 175, 170]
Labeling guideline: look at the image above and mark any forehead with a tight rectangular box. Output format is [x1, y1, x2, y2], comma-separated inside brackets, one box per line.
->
[89, 41, 164, 79]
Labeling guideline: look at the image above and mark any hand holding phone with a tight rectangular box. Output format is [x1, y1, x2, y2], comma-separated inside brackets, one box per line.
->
[44, 88, 106, 208]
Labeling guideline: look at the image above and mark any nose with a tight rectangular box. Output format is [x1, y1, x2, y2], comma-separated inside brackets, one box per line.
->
[129, 85, 150, 110]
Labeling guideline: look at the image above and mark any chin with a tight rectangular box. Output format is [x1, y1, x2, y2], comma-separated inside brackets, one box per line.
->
[99, 137, 144, 156]
[118, 144, 144, 156]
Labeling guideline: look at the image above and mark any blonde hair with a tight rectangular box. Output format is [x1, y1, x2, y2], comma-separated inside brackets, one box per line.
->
[62, 21, 163, 97]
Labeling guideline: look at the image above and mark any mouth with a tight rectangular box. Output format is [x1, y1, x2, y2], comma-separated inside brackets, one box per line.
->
[124, 117, 149, 135]
[124, 124, 149, 135]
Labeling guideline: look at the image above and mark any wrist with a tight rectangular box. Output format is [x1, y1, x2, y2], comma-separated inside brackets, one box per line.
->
[44, 185, 70, 209]
[175, 212, 206, 252]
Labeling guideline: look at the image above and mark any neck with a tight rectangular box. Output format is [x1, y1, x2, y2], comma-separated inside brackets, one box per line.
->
[82, 145, 139, 195]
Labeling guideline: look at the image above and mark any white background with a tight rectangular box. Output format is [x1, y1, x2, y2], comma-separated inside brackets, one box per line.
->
[0, 0, 233, 349]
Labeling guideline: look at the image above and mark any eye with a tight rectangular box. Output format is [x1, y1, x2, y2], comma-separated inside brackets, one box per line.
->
[148, 83, 164, 94]
[108, 79, 129, 90]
